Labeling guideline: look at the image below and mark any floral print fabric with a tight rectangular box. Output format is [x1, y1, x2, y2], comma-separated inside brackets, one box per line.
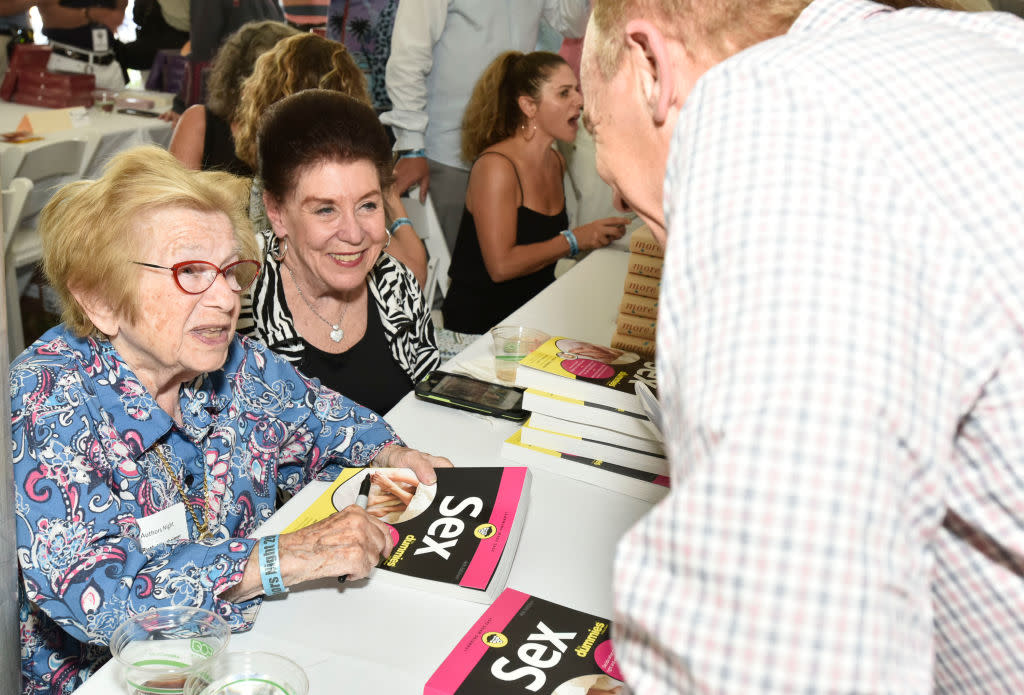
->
[10, 326, 399, 693]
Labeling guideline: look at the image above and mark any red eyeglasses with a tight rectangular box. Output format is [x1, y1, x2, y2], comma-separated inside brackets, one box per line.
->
[132, 260, 261, 295]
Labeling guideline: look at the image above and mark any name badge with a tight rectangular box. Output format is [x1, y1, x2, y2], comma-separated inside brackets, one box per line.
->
[137, 502, 189, 550]
[91, 28, 109, 53]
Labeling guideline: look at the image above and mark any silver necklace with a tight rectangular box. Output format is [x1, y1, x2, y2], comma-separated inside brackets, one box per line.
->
[284, 262, 348, 343]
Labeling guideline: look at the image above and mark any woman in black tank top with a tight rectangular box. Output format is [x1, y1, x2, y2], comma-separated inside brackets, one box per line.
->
[441, 50, 629, 335]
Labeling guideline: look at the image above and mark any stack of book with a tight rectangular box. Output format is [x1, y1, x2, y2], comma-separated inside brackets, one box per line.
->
[612, 225, 664, 359]
[501, 335, 669, 503]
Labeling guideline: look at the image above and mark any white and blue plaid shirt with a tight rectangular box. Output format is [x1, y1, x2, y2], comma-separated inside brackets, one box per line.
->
[615, 1, 1024, 692]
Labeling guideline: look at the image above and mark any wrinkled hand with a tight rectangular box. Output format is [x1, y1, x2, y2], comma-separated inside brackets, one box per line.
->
[394, 156, 430, 202]
[279, 505, 394, 583]
[159, 110, 182, 126]
[574, 216, 630, 252]
[373, 444, 453, 484]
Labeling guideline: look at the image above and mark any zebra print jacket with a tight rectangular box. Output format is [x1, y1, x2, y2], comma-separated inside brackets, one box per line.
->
[238, 229, 440, 382]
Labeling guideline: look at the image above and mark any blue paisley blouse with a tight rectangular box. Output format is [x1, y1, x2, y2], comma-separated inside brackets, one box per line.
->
[10, 327, 400, 693]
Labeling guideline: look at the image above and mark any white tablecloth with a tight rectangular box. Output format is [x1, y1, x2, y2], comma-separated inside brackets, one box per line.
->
[73, 247, 645, 694]
[0, 96, 173, 183]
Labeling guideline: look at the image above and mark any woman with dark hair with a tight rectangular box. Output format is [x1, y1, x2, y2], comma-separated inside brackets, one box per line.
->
[237, 89, 439, 415]
[169, 20, 300, 176]
[440, 50, 629, 335]
[234, 31, 427, 286]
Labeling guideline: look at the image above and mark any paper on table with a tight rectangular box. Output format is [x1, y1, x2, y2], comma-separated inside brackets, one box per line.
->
[16, 106, 87, 134]
[445, 353, 502, 383]
[635, 381, 664, 439]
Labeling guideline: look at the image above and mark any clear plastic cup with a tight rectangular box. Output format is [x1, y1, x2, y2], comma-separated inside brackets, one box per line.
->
[110, 606, 231, 695]
[91, 88, 117, 113]
[489, 325, 549, 382]
[184, 651, 309, 695]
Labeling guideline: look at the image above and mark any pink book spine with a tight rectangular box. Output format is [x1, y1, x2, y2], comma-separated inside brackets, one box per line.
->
[459, 467, 528, 589]
[423, 589, 530, 695]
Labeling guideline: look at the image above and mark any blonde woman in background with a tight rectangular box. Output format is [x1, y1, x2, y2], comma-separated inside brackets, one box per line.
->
[169, 20, 300, 176]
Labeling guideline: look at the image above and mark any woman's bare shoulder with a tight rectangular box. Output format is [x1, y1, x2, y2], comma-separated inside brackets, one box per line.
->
[468, 146, 521, 195]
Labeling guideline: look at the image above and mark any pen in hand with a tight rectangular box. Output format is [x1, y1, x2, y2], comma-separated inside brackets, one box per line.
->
[338, 474, 373, 584]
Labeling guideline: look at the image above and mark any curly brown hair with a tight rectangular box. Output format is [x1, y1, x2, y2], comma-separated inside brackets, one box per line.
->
[205, 20, 301, 121]
[460, 51, 568, 163]
[233, 33, 371, 168]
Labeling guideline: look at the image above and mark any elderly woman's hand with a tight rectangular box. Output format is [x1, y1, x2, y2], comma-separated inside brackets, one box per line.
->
[372, 444, 453, 485]
[224, 504, 396, 602]
[277, 506, 395, 584]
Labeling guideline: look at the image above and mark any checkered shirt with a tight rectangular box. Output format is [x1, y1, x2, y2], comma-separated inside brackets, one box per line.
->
[614, 1, 1024, 693]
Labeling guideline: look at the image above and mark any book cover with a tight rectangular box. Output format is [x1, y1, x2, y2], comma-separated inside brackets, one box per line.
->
[610, 333, 655, 360]
[284, 467, 532, 602]
[521, 418, 667, 476]
[618, 294, 658, 320]
[615, 313, 656, 340]
[425, 587, 631, 695]
[521, 389, 655, 441]
[628, 225, 663, 258]
[515, 337, 657, 412]
[622, 272, 660, 299]
[501, 430, 669, 504]
[626, 253, 663, 279]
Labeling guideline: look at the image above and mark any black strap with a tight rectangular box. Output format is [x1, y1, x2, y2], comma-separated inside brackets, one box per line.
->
[476, 151, 524, 205]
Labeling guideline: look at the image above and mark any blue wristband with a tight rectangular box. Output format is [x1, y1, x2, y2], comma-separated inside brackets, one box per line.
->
[258, 535, 287, 596]
[388, 217, 413, 235]
[560, 229, 579, 258]
[398, 148, 426, 160]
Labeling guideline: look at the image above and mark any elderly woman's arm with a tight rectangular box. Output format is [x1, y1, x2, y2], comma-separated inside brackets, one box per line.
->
[221, 442, 452, 603]
[11, 363, 263, 647]
[221, 503, 395, 602]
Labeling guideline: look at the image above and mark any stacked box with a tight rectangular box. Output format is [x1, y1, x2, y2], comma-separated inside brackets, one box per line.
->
[613, 225, 663, 358]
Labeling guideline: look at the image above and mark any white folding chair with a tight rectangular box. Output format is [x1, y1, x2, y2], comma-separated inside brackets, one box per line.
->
[2, 130, 98, 355]
[3, 177, 34, 357]
[403, 191, 451, 309]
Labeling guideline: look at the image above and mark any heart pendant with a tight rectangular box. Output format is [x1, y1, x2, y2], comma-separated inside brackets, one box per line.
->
[330, 326, 344, 343]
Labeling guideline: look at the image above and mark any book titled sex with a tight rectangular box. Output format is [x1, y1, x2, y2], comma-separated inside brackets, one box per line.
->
[515, 336, 657, 412]
[283, 467, 531, 603]
[425, 588, 629, 695]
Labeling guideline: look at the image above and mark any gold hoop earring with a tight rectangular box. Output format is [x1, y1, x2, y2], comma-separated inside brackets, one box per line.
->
[520, 121, 536, 142]
[272, 237, 288, 261]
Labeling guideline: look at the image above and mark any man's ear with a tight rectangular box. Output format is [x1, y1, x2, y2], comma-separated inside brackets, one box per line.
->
[71, 286, 119, 338]
[263, 190, 287, 240]
[623, 19, 678, 127]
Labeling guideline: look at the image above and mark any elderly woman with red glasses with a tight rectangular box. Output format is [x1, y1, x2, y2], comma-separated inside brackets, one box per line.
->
[8, 146, 450, 694]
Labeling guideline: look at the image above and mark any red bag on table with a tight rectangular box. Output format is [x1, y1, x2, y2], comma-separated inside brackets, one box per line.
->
[1, 44, 52, 101]
[1, 45, 96, 108]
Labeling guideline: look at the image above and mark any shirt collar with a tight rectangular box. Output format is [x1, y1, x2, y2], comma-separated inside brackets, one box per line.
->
[66, 332, 235, 456]
[790, 0, 894, 35]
